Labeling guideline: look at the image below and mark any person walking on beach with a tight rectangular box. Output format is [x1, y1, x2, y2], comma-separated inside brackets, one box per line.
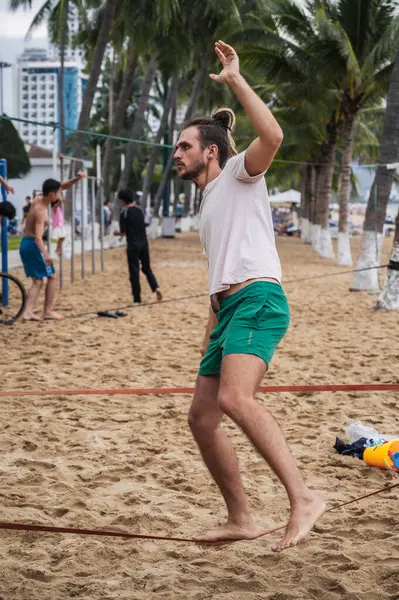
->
[114, 189, 162, 304]
[174, 40, 325, 551]
[20, 172, 86, 321]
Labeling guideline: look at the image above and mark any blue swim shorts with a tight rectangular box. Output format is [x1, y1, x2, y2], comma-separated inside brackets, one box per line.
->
[19, 236, 56, 280]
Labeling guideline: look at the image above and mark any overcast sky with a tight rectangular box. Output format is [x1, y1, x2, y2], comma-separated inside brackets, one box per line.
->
[0, 0, 47, 39]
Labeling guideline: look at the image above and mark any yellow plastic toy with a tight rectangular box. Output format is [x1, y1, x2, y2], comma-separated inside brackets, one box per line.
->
[363, 440, 399, 471]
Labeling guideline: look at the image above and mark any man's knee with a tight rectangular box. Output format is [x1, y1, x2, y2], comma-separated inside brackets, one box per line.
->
[217, 388, 248, 420]
[188, 403, 221, 433]
[188, 377, 221, 432]
[33, 278, 44, 288]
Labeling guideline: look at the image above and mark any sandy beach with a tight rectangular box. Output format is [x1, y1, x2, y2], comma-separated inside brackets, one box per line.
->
[0, 232, 398, 600]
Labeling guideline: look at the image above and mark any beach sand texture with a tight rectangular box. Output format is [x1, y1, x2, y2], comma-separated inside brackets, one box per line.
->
[0, 233, 398, 600]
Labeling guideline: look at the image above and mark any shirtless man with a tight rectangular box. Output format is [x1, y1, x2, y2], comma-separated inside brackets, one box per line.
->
[20, 173, 86, 321]
[174, 41, 325, 551]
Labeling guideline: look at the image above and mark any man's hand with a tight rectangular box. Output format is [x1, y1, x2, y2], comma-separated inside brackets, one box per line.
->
[44, 253, 53, 266]
[6, 184, 14, 194]
[200, 344, 207, 357]
[77, 171, 87, 180]
[210, 40, 240, 84]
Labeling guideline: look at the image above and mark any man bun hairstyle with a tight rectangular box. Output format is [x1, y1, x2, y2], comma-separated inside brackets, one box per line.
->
[182, 107, 238, 168]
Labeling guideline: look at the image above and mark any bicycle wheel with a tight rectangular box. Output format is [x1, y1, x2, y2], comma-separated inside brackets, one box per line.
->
[0, 272, 26, 325]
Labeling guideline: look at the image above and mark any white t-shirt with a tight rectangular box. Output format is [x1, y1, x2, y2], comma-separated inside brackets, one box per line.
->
[199, 151, 282, 296]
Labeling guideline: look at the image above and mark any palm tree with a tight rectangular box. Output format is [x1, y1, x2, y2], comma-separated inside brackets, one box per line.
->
[100, 0, 182, 197]
[351, 49, 399, 293]
[118, 54, 159, 190]
[141, 78, 177, 210]
[236, 0, 398, 261]
[234, 1, 343, 258]
[315, 0, 399, 265]
[70, 0, 119, 165]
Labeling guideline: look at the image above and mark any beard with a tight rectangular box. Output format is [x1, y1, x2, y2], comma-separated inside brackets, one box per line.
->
[179, 157, 207, 180]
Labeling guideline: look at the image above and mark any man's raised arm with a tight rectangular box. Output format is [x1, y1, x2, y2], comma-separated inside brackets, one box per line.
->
[210, 40, 283, 175]
[61, 171, 87, 190]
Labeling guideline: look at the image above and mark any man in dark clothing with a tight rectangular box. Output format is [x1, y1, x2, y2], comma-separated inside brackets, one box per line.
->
[114, 189, 162, 303]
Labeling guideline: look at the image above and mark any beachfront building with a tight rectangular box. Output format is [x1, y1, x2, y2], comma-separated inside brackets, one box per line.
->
[13, 47, 87, 152]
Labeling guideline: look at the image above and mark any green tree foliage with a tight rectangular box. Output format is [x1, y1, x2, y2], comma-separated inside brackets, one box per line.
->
[0, 119, 30, 179]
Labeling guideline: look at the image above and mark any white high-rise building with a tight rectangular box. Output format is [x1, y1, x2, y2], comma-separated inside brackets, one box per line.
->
[14, 47, 87, 152]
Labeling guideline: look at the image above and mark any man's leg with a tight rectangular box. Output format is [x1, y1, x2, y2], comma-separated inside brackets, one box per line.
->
[217, 353, 325, 551]
[139, 242, 162, 301]
[43, 274, 63, 319]
[127, 248, 141, 303]
[189, 374, 262, 541]
[23, 278, 43, 321]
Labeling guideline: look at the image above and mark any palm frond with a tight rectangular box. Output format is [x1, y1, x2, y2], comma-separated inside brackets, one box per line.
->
[25, 0, 55, 38]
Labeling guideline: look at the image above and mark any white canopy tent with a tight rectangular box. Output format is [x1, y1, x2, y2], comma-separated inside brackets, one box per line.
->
[269, 189, 301, 205]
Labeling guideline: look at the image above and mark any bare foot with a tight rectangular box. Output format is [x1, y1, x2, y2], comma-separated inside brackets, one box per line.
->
[195, 517, 263, 543]
[23, 313, 41, 322]
[43, 312, 64, 321]
[155, 288, 163, 302]
[272, 494, 326, 553]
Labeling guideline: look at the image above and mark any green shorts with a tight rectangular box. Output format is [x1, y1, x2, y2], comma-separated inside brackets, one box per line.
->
[199, 281, 290, 376]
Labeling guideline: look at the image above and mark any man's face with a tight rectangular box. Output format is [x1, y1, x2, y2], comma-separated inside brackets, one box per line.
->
[174, 127, 207, 181]
[48, 189, 61, 203]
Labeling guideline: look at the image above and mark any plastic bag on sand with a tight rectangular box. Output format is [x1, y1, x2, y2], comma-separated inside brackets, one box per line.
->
[345, 421, 398, 445]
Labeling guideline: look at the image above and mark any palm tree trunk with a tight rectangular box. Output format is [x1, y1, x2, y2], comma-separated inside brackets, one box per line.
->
[59, 35, 65, 154]
[152, 59, 208, 214]
[183, 180, 192, 216]
[313, 123, 336, 259]
[71, 0, 119, 164]
[375, 210, 399, 309]
[337, 113, 355, 265]
[153, 89, 178, 217]
[118, 54, 158, 191]
[300, 164, 310, 242]
[351, 50, 399, 291]
[101, 45, 139, 199]
[140, 79, 176, 210]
